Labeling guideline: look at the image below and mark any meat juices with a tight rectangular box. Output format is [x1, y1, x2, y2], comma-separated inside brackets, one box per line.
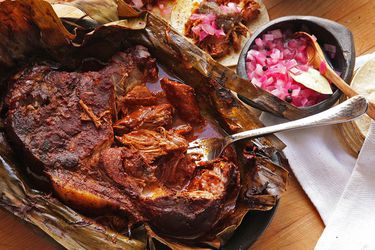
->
[5, 46, 240, 240]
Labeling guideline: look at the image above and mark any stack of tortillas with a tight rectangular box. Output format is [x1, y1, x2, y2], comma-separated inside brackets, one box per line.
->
[337, 56, 375, 157]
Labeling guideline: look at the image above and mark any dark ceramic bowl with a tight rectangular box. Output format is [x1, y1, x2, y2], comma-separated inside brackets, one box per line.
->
[237, 16, 355, 118]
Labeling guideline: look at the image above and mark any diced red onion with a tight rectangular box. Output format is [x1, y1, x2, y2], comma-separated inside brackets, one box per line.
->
[297, 64, 309, 72]
[288, 39, 298, 48]
[160, 5, 172, 16]
[270, 29, 283, 39]
[246, 53, 254, 61]
[255, 64, 264, 76]
[289, 67, 301, 75]
[292, 87, 301, 97]
[215, 29, 225, 37]
[255, 38, 263, 48]
[220, 2, 241, 14]
[264, 34, 274, 41]
[251, 77, 261, 87]
[189, 13, 225, 42]
[191, 25, 200, 33]
[285, 59, 298, 69]
[190, 14, 203, 21]
[131, 0, 144, 8]
[201, 23, 216, 35]
[245, 29, 331, 107]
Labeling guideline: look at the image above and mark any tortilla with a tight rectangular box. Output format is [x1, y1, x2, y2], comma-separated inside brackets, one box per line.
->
[336, 56, 375, 157]
[351, 56, 375, 136]
[170, 0, 269, 67]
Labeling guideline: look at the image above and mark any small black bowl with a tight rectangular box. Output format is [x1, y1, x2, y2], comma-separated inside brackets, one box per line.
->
[237, 16, 355, 118]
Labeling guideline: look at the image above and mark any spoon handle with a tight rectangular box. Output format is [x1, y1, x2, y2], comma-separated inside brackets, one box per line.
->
[324, 67, 375, 120]
[227, 95, 367, 144]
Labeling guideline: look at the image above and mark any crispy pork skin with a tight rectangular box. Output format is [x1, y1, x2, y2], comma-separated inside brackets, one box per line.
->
[47, 168, 143, 219]
[160, 78, 203, 125]
[123, 85, 158, 106]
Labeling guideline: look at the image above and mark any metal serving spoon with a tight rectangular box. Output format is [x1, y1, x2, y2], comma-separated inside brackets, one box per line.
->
[295, 31, 375, 120]
[187, 95, 368, 162]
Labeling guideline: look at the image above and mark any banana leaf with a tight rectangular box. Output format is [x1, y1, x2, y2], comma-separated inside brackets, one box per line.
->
[0, 0, 289, 249]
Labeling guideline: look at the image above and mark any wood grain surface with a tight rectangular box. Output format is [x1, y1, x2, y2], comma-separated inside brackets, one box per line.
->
[0, 0, 374, 249]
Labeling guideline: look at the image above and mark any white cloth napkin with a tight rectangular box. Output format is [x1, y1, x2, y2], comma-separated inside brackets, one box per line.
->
[261, 115, 356, 224]
[315, 121, 375, 249]
[260, 53, 375, 249]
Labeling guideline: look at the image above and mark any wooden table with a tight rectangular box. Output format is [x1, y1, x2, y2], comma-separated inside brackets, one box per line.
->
[1, 0, 374, 249]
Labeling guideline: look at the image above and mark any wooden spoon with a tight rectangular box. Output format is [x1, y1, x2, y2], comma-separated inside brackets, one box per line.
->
[295, 31, 375, 120]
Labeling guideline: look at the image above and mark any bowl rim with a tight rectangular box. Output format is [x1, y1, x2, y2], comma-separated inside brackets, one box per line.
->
[236, 15, 356, 116]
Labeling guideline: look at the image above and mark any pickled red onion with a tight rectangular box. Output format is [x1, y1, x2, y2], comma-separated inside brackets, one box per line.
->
[245, 29, 331, 107]
[219, 2, 241, 14]
[131, 0, 144, 8]
[189, 13, 225, 42]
